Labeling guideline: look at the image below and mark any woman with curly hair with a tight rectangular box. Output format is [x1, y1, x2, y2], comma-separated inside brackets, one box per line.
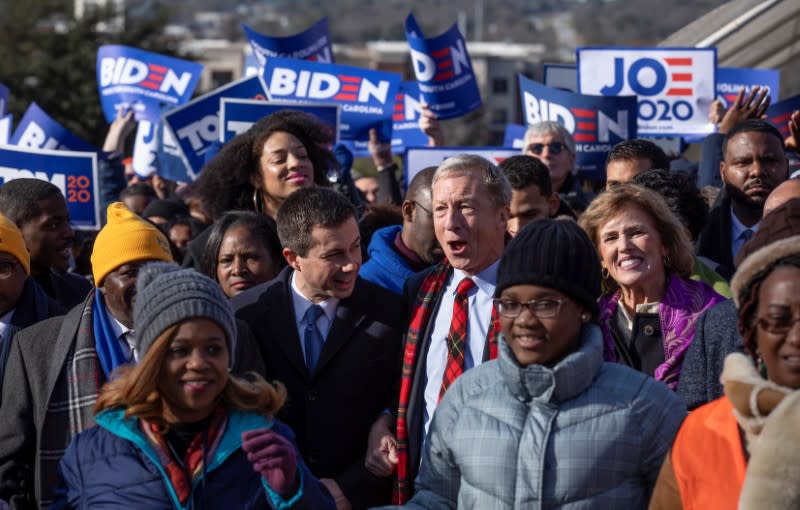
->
[194, 110, 336, 221]
[51, 263, 334, 509]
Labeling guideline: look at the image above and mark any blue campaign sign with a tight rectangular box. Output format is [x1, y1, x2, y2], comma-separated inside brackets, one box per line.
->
[262, 57, 401, 146]
[520, 74, 637, 177]
[11, 103, 96, 152]
[244, 52, 260, 77]
[242, 18, 334, 67]
[0, 83, 8, 117]
[405, 13, 481, 120]
[503, 123, 527, 149]
[717, 67, 780, 108]
[131, 120, 159, 178]
[578, 47, 716, 137]
[0, 115, 12, 145]
[391, 81, 429, 154]
[0, 146, 99, 229]
[220, 98, 340, 144]
[162, 76, 268, 181]
[766, 94, 800, 141]
[156, 121, 189, 183]
[97, 45, 204, 123]
[403, 146, 519, 190]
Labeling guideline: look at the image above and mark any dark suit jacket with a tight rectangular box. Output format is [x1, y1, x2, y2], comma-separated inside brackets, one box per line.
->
[696, 192, 735, 280]
[401, 266, 494, 494]
[231, 267, 405, 509]
[34, 270, 92, 311]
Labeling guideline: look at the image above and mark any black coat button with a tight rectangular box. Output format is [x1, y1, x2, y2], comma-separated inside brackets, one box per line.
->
[644, 324, 655, 336]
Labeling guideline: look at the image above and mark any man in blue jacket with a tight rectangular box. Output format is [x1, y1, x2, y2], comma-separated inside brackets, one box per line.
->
[359, 167, 441, 294]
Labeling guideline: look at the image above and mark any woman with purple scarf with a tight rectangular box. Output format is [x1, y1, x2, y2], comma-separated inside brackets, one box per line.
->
[580, 184, 724, 390]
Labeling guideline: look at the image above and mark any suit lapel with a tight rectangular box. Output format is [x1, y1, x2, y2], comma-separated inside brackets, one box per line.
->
[312, 280, 366, 378]
[272, 269, 310, 379]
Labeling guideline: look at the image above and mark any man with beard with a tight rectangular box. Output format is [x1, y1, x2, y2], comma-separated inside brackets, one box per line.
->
[696, 119, 789, 279]
[360, 167, 442, 294]
[0, 202, 174, 509]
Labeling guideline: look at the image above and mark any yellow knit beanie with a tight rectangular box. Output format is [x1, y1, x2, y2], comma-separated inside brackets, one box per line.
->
[91, 202, 173, 285]
[0, 213, 30, 276]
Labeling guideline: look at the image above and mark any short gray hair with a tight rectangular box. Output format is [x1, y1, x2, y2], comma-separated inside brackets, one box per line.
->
[432, 154, 511, 209]
[523, 121, 576, 155]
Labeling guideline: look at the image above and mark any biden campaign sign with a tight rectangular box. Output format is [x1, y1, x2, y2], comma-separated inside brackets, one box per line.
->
[766, 94, 800, 140]
[262, 57, 400, 146]
[503, 123, 527, 149]
[0, 115, 13, 146]
[0, 146, 99, 229]
[405, 13, 481, 120]
[242, 17, 334, 67]
[220, 98, 340, 144]
[97, 45, 203, 123]
[162, 75, 268, 181]
[577, 47, 715, 137]
[717, 67, 780, 108]
[520, 75, 637, 177]
[390, 81, 429, 155]
[11, 103, 95, 152]
[404, 146, 518, 189]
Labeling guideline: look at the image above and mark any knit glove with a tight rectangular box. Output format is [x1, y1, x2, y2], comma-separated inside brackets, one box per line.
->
[241, 428, 298, 498]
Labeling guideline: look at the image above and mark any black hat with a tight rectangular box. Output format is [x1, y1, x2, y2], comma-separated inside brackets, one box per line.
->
[495, 218, 601, 315]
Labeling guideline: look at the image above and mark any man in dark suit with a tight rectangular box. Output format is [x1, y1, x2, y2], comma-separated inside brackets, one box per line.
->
[233, 187, 404, 510]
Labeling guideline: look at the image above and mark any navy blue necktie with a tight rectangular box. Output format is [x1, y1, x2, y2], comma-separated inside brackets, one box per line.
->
[304, 305, 325, 374]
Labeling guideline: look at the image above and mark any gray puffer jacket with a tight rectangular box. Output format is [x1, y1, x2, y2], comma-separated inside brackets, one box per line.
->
[398, 325, 686, 509]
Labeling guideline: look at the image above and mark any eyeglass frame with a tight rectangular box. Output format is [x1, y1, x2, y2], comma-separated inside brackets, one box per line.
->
[526, 142, 568, 156]
[493, 297, 566, 319]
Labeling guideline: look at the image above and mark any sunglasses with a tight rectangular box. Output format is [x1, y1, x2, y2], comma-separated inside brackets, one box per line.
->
[527, 142, 567, 155]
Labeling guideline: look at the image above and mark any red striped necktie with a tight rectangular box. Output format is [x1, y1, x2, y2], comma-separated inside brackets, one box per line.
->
[439, 277, 475, 401]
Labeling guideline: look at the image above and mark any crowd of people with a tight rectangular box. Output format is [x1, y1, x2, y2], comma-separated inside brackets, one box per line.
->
[0, 82, 798, 510]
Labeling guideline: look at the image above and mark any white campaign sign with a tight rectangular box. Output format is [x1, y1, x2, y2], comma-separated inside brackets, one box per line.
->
[403, 147, 518, 189]
[577, 48, 716, 136]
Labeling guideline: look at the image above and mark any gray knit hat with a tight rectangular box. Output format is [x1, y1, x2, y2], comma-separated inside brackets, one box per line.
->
[133, 262, 236, 362]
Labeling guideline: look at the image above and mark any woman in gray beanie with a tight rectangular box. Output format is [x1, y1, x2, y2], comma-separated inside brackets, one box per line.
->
[52, 263, 335, 509]
[394, 218, 687, 509]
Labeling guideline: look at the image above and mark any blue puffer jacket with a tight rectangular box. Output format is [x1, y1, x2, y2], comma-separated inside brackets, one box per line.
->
[52, 409, 335, 510]
[359, 225, 418, 295]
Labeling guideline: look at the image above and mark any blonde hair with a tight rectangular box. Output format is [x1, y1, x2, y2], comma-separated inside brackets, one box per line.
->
[578, 184, 694, 292]
[95, 325, 287, 429]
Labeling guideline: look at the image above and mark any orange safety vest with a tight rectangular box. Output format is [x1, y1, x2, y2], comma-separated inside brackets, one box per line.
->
[671, 397, 747, 510]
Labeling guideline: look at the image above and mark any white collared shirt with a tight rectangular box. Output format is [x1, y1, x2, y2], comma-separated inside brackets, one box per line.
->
[109, 316, 137, 362]
[0, 310, 14, 344]
[423, 259, 500, 435]
[290, 272, 339, 363]
[730, 205, 760, 263]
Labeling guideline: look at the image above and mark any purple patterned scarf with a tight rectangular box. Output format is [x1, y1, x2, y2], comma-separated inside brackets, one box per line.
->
[599, 274, 724, 389]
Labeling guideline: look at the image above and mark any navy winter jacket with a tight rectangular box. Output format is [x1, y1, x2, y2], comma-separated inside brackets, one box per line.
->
[52, 408, 335, 510]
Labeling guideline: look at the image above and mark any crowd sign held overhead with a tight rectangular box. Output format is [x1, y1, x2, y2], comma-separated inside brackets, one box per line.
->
[503, 123, 527, 149]
[404, 13, 481, 121]
[0, 145, 100, 229]
[766, 94, 800, 140]
[0, 115, 12, 145]
[162, 76, 268, 181]
[403, 146, 518, 188]
[716, 67, 781, 108]
[262, 57, 401, 146]
[96, 45, 204, 123]
[242, 18, 334, 69]
[220, 98, 340, 144]
[519, 75, 637, 178]
[11, 103, 96, 153]
[577, 47, 716, 137]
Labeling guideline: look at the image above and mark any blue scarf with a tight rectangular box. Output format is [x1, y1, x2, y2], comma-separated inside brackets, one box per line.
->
[92, 288, 129, 377]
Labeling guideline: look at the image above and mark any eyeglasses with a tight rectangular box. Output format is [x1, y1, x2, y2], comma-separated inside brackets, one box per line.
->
[526, 142, 567, 156]
[412, 201, 433, 216]
[493, 298, 565, 319]
[757, 315, 800, 335]
[0, 260, 18, 279]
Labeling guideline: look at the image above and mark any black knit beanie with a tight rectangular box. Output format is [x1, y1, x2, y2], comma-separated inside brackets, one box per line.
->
[495, 218, 602, 315]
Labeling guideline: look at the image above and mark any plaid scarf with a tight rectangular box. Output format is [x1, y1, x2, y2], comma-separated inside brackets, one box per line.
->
[140, 407, 228, 505]
[39, 300, 103, 508]
[393, 260, 501, 504]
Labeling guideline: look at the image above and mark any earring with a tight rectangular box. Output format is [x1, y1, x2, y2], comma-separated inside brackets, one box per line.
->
[252, 188, 263, 214]
[663, 255, 671, 269]
[581, 313, 590, 323]
[601, 267, 609, 279]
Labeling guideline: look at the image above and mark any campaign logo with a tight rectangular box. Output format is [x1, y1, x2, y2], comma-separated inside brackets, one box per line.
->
[405, 12, 481, 120]
[577, 48, 715, 136]
[97, 45, 203, 123]
[11, 103, 96, 152]
[520, 75, 636, 177]
[268, 68, 391, 105]
[766, 94, 800, 139]
[716, 67, 780, 108]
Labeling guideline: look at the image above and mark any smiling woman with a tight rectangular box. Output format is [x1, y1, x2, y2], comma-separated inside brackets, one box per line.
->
[579, 184, 724, 388]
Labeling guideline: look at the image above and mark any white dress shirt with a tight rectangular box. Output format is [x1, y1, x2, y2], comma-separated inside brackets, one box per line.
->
[109, 317, 137, 362]
[423, 259, 499, 435]
[290, 272, 339, 364]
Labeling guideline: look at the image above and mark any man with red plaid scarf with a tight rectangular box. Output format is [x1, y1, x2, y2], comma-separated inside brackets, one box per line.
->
[365, 154, 511, 504]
